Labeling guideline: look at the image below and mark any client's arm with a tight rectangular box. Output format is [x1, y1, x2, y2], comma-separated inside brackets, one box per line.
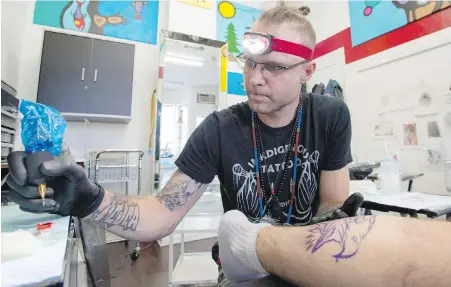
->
[257, 215, 451, 287]
[218, 210, 451, 287]
[86, 169, 207, 242]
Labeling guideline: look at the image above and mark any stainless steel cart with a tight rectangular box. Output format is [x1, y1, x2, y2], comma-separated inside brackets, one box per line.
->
[87, 149, 144, 260]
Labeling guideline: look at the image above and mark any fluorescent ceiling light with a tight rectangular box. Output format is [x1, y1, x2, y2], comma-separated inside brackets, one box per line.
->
[165, 54, 204, 67]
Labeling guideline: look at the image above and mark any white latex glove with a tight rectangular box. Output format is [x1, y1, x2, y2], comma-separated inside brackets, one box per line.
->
[218, 210, 270, 283]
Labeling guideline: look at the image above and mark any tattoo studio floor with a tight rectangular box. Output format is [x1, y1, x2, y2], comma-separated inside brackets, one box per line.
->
[108, 237, 218, 287]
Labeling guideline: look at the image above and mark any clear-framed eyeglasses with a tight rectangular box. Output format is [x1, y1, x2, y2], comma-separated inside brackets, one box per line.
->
[236, 53, 309, 74]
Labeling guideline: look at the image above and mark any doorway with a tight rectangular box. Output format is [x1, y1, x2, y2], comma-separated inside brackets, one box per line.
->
[153, 30, 226, 189]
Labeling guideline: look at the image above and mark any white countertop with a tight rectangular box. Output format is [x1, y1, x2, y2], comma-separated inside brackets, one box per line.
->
[1, 205, 71, 287]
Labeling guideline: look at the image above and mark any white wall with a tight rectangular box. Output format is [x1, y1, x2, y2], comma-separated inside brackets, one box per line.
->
[1, 0, 169, 196]
[306, 1, 451, 195]
[1, 1, 28, 89]
[303, 1, 350, 42]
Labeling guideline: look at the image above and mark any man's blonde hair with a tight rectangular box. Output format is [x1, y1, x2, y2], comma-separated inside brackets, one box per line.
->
[257, 2, 316, 50]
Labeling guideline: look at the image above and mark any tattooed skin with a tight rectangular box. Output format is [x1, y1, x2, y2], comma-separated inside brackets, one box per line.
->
[90, 194, 140, 231]
[155, 170, 203, 211]
[306, 216, 376, 262]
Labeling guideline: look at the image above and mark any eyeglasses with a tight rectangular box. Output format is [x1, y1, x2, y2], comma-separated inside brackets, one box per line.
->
[236, 53, 309, 74]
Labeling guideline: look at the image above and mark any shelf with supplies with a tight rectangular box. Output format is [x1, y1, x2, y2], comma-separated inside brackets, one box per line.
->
[1, 81, 19, 163]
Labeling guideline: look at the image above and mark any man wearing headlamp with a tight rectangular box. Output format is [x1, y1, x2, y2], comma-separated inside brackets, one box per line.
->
[6, 3, 364, 287]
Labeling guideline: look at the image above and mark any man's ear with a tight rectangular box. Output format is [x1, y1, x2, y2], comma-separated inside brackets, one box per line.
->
[301, 62, 316, 83]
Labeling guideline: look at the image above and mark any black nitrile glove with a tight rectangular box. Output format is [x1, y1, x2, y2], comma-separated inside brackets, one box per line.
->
[5, 151, 104, 218]
[309, 192, 364, 225]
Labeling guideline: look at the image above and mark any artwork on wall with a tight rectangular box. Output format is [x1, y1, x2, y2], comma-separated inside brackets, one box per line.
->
[227, 72, 246, 96]
[425, 146, 445, 170]
[220, 44, 228, 92]
[427, 121, 441, 138]
[216, 1, 262, 60]
[348, 1, 451, 47]
[403, 123, 418, 146]
[373, 121, 395, 139]
[178, 0, 212, 10]
[33, 0, 159, 44]
[216, 1, 261, 96]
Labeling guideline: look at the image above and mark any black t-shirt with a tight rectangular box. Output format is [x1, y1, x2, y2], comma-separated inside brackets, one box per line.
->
[175, 93, 352, 226]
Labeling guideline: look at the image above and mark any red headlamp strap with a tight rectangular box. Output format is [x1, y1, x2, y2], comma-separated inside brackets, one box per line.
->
[271, 37, 313, 61]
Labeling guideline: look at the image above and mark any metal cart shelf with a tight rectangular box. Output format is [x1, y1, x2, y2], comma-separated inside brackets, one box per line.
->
[87, 149, 144, 260]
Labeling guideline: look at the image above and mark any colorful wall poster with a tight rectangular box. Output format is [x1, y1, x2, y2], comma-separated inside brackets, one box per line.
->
[216, 1, 261, 58]
[348, 1, 451, 47]
[220, 44, 228, 92]
[227, 72, 246, 96]
[33, 0, 159, 45]
[216, 1, 261, 96]
[178, 0, 212, 10]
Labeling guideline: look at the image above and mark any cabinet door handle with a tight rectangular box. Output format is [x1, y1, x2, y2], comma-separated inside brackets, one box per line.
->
[94, 69, 98, 82]
[81, 68, 85, 81]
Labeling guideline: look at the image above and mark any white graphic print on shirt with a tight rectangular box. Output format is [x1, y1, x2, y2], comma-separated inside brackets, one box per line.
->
[233, 144, 320, 225]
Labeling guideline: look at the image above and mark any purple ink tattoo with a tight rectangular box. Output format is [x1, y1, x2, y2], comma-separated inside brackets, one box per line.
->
[306, 216, 376, 262]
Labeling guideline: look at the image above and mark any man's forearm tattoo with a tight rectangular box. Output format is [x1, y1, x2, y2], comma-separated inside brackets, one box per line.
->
[155, 170, 203, 212]
[90, 195, 140, 231]
[306, 216, 376, 262]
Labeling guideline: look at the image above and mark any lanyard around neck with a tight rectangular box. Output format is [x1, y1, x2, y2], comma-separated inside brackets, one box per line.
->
[251, 100, 303, 225]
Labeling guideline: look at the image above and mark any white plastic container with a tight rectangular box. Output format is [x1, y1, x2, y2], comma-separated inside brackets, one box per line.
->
[379, 157, 401, 194]
[378, 142, 401, 194]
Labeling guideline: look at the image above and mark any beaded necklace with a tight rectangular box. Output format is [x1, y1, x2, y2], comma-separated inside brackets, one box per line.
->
[251, 96, 303, 225]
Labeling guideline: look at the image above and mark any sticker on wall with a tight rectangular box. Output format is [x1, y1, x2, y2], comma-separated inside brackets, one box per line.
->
[348, 1, 451, 47]
[227, 72, 246, 96]
[33, 0, 160, 45]
[377, 94, 390, 114]
[413, 91, 439, 116]
[427, 121, 441, 138]
[216, 1, 262, 62]
[178, 0, 212, 10]
[403, 123, 418, 146]
[389, 89, 414, 112]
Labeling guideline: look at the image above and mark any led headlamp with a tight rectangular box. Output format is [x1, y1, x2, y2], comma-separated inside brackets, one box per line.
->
[242, 32, 314, 61]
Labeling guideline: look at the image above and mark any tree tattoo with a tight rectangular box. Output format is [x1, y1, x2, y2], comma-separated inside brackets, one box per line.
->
[306, 216, 376, 262]
[90, 195, 140, 231]
[155, 170, 204, 211]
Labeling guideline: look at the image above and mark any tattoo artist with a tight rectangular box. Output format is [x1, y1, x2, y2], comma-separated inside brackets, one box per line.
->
[6, 3, 365, 286]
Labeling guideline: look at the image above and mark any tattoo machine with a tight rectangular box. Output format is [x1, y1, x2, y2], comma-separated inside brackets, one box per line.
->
[19, 99, 67, 205]
[26, 152, 55, 204]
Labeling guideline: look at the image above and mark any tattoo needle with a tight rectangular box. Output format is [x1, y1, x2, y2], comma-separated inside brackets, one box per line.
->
[38, 183, 46, 206]
[25, 151, 54, 207]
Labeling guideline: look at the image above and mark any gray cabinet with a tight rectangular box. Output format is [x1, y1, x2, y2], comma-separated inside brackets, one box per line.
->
[36, 31, 135, 122]
[87, 39, 134, 116]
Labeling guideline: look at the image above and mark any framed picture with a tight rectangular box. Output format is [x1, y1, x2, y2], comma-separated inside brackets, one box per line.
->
[197, 93, 216, 104]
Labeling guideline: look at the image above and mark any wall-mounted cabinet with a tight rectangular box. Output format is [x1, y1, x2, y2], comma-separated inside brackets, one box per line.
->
[36, 31, 135, 123]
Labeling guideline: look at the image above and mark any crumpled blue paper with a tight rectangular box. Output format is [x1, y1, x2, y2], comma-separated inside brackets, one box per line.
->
[19, 100, 67, 157]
